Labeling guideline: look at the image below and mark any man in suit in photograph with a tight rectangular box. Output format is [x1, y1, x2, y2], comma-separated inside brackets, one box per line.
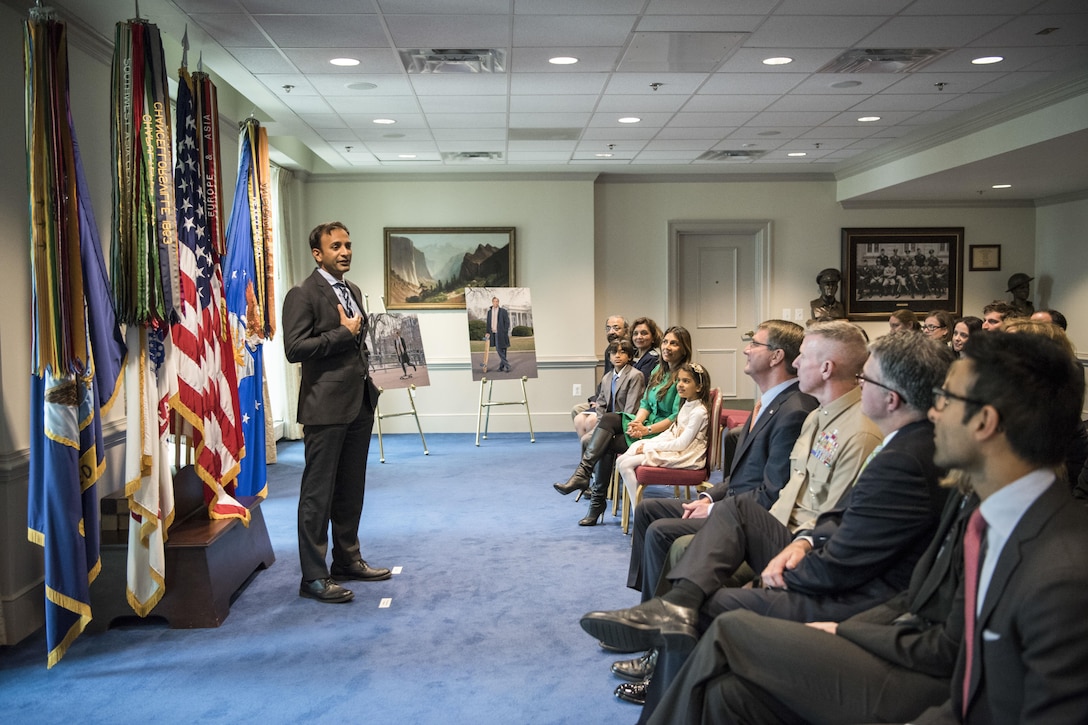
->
[588, 330, 952, 713]
[485, 295, 512, 372]
[283, 221, 390, 604]
[626, 319, 817, 598]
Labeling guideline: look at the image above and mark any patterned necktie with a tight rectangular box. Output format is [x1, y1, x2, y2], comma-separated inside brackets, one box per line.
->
[335, 282, 354, 318]
[748, 399, 762, 430]
[961, 508, 987, 716]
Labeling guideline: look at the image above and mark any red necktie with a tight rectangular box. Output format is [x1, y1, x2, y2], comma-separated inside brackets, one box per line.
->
[962, 508, 987, 716]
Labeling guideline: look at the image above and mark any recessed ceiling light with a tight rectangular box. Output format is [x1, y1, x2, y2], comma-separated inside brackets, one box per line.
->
[330, 57, 360, 67]
[346, 81, 378, 91]
[857, 116, 881, 122]
[972, 56, 1004, 65]
[398, 154, 417, 159]
[595, 153, 613, 158]
[618, 117, 641, 124]
[830, 80, 862, 89]
[549, 56, 578, 65]
[762, 56, 793, 66]
[373, 118, 396, 125]
[787, 152, 807, 157]
[991, 184, 1012, 189]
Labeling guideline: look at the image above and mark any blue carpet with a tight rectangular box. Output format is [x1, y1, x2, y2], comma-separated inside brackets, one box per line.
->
[0, 433, 692, 724]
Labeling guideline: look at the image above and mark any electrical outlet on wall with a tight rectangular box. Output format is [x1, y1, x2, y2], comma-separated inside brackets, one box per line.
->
[572, 383, 582, 397]
[794, 308, 805, 321]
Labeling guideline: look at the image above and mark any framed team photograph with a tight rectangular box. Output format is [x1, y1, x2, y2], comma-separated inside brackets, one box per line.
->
[384, 227, 515, 310]
[841, 227, 964, 320]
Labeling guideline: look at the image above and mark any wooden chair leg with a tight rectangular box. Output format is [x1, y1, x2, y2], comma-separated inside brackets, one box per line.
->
[611, 466, 621, 516]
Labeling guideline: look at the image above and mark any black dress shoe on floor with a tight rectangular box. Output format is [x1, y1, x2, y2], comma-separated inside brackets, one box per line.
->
[330, 559, 392, 582]
[299, 577, 354, 603]
[581, 598, 698, 653]
[612, 648, 657, 682]
[614, 678, 649, 705]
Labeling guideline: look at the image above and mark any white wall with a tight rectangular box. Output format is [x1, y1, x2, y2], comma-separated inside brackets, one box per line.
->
[297, 177, 598, 432]
[1036, 197, 1088, 355]
[595, 180, 1037, 345]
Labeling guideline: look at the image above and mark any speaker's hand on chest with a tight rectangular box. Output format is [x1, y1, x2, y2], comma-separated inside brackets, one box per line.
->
[339, 304, 362, 337]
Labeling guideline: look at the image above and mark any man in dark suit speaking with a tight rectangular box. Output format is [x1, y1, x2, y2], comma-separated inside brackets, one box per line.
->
[283, 221, 390, 604]
[485, 296, 512, 373]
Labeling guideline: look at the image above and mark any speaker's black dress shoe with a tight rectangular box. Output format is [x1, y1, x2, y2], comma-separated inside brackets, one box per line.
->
[330, 559, 392, 582]
[614, 678, 649, 705]
[612, 648, 657, 682]
[299, 577, 353, 603]
[581, 598, 698, 653]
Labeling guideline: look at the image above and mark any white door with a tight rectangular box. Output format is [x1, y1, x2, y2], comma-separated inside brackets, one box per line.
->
[677, 232, 759, 403]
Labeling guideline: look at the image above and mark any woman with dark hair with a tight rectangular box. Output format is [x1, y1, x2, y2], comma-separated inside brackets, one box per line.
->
[630, 317, 662, 381]
[922, 310, 954, 344]
[554, 326, 693, 526]
[888, 308, 920, 332]
[951, 316, 982, 357]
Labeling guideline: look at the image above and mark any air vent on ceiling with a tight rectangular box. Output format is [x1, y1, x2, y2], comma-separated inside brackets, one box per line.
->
[696, 149, 767, 162]
[442, 151, 504, 163]
[509, 128, 582, 142]
[400, 48, 506, 74]
[817, 48, 952, 73]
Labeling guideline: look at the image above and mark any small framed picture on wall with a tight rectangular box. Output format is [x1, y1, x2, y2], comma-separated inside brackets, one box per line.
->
[969, 244, 1001, 271]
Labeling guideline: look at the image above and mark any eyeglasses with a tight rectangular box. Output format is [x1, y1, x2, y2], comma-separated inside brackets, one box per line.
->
[605, 324, 625, 331]
[931, 386, 988, 412]
[856, 373, 905, 400]
[922, 324, 946, 332]
[742, 331, 777, 351]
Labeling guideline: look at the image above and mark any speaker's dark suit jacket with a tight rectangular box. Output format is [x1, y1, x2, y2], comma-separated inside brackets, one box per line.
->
[916, 478, 1088, 725]
[626, 382, 816, 594]
[283, 268, 380, 580]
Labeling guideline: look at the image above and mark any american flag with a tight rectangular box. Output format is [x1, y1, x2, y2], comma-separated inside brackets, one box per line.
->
[170, 68, 248, 522]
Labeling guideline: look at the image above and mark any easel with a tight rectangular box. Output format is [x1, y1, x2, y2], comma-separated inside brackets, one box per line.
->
[375, 384, 429, 463]
[476, 375, 535, 446]
[367, 294, 429, 462]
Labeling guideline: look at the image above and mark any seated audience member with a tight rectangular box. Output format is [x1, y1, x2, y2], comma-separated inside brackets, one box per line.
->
[555, 327, 692, 527]
[647, 473, 978, 725]
[912, 332, 1088, 723]
[1031, 307, 1068, 330]
[981, 301, 1017, 331]
[1003, 318, 1086, 492]
[617, 363, 711, 508]
[570, 315, 629, 421]
[574, 339, 647, 441]
[627, 320, 816, 601]
[951, 316, 982, 357]
[630, 317, 663, 382]
[923, 309, 955, 344]
[889, 308, 920, 332]
[587, 326, 962, 707]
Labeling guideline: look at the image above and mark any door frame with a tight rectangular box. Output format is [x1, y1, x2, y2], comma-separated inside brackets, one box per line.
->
[666, 219, 773, 330]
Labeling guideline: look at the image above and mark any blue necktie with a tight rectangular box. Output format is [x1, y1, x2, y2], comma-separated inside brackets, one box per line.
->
[610, 372, 619, 411]
[336, 282, 355, 318]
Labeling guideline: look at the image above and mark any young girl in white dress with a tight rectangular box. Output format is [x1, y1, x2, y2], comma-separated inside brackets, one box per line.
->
[615, 362, 710, 506]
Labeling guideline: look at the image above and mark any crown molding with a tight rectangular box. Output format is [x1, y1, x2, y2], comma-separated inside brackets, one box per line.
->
[840, 198, 1036, 210]
[834, 68, 1088, 182]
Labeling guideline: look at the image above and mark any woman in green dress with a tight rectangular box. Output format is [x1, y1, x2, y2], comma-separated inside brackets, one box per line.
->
[554, 326, 693, 526]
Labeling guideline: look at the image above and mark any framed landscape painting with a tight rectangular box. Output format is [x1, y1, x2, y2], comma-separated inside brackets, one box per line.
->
[841, 227, 964, 320]
[384, 227, 515, 310]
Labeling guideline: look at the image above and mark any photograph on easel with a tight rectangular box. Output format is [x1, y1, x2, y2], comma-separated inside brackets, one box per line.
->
[366, 312, 430, 390]
[465, 287, 537, 382]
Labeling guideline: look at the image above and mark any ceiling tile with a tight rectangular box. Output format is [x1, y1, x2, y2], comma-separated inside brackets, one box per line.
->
[699, 73, 808, 94]
[282, 48, 403, 74]
[508, 112, 592, 127]
[190, 13, 270, 47]
[745, 15, 888, 48]
[510, 73, 610, 95]
[306, 74, 415, 96]
[253, 15, 387, 48]
[419, 95, 508, 113]
[668, 112, 758, 127]
[510, 95, 599, 113]
[858, 15, 1014, 47]
[513, 16, 638, 46]
[682, 95, 779, 113]
[410, 75, 509, 96]
[428, 113, 508, 128]
[509, 47, 623, 72]
[747, 111, 840, 126]
[596, 94, 689, 112]
[384, 15, 512, 47]
[228, 48, 296, 73]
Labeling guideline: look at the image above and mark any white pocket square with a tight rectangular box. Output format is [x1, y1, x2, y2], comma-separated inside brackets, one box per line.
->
[982, 629, 1002, 642]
